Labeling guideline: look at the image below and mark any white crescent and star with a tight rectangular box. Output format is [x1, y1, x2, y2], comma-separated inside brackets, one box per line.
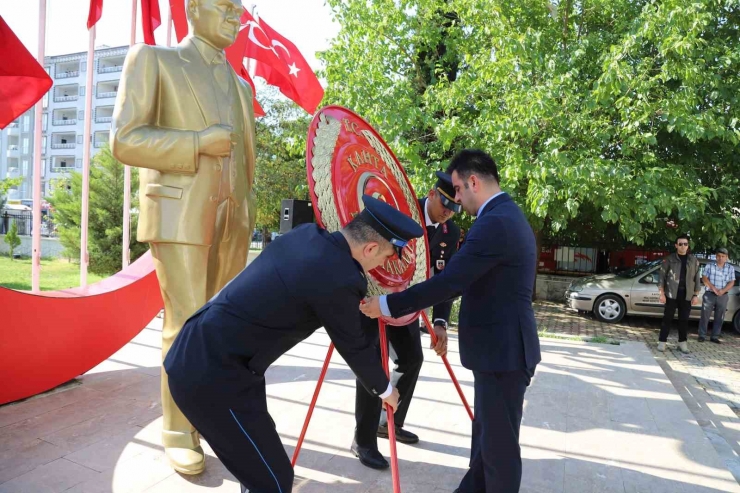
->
[243, 20, 299, 78]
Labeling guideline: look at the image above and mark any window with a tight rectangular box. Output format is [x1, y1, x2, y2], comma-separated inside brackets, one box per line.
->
[78, 110, 84, 120]
[42, 113, 48, 129]
[22, 159, 28, 175]
[43, 93, 48, 108]
[81, 61, 86, 72]
[77, 135, 83, 144]
[22, 137, 29, 154]
[42, 136, 47, 149]
[23, 115, 30, 131]
[80, 85, 85, 97]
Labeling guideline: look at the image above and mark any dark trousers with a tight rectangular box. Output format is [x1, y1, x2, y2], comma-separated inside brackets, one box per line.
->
[354, 316, 423, 448]
[698, 292, 729, 339]
[457, 368, 534, 493]
[169, 378, 293, 493]
[659, 293, 691, 343]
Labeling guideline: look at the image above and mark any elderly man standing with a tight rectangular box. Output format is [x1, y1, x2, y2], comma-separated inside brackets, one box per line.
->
[698, 247, 736, 343]
[112, 0, 256, 474]
[657, 234, 701, 353]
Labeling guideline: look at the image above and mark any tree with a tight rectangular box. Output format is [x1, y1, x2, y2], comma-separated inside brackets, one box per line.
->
[4, 220, 21, 259]
[321, 0, 740, 256]
[0, 177, 22, 211]
[46, 145, 148, 275]
[253, 86, 312, 235]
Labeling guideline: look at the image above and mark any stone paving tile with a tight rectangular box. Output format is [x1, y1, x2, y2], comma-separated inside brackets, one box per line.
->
[535, 301, 740, 411]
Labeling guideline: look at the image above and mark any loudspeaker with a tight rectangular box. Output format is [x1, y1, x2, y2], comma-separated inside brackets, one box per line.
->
[280, 199, 314, 234]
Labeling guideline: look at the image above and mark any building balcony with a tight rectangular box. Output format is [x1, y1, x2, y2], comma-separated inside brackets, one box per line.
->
[7, 126, 19, 136]
[98, 65, 123, 74]
[50, 166, 74, 173]
[97, 91, 117, 99]
[53, 119, 77, 126]
[93, 141, 108, 148]
[51, 143, 76, 149]
[54, 95, 78, 102]
[6, 148, 19, 158]
[8, 122, 19, 128]
[56, 71, 79, 79]
[95, 116, 112, 123]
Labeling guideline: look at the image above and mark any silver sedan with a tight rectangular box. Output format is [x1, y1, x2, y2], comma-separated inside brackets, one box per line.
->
[565, 259, 740, 334]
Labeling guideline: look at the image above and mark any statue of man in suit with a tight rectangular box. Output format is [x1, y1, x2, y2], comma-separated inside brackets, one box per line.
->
[111, 0, 256, 475]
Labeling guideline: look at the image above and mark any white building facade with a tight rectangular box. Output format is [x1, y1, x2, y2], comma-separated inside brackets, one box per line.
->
[0, 45, 128, 201]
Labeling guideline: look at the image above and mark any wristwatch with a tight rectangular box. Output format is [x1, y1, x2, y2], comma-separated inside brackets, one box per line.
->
[434, 319, 448, 330]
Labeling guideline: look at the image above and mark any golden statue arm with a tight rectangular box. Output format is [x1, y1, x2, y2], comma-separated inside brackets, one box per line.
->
[111, 44, 199, 174]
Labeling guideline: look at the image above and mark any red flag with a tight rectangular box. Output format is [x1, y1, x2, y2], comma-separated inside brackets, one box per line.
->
[243, 14, 323, 114]
[87, 0, 103, 30]
[0, 17, 52, 129]
[141, 0, 161, 45]
[169, 0, 188, 43]
[224, 9, 264, 117]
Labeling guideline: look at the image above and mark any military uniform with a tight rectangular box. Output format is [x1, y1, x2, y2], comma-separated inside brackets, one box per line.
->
[165, 195, 423, 492]
[353, 173, 461, 468]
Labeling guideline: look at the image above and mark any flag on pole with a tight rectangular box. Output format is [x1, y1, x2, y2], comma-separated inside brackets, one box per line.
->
[0, 17, 53, 129]
[169, 0, 188, 43]
[87, 0, 103, 30]
[242, 13, 324, 114]
[225, 9, 265, 116]
[141, 0, 161, 45]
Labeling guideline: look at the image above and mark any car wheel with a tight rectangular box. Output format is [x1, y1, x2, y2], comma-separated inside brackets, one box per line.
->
[733, 310, 740, 336]
[593, 294, 626, 323]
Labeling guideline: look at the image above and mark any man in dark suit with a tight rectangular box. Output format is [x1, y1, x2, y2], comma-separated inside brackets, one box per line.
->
[352, 172, 462, 470]
[362, 150, 542, 493]
[164, 195, 423, 493]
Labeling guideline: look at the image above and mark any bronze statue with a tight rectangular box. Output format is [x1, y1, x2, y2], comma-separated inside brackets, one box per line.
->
[111, 0, 256, 474]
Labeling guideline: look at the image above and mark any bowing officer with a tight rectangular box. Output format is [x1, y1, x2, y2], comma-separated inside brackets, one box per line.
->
[164, 195, 423, 493]
[352, 171, 462, 470]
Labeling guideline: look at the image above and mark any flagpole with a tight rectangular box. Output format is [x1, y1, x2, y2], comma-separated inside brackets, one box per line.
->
[31, 0, 47, 293]
[122, 0, 137, 270]
[166, 1, 173, 47]
[247, 4, 257, 78]
[80, 25, 96, 287]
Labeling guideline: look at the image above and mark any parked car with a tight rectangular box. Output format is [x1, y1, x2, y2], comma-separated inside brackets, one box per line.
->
[565, 259, 740, 334]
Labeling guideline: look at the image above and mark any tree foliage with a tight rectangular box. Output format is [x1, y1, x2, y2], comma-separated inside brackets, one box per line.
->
[46, 145, 148, 275]
[254, 87, 312, 233]
[321, 0, 740, 255]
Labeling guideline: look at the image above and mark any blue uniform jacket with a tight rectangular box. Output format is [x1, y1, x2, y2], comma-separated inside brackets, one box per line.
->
[164, 225, 390, 399]
[387, 193, 541, 372]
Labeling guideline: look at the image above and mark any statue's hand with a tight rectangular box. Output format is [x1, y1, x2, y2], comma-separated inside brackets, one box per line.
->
[198, 124, 234, 157]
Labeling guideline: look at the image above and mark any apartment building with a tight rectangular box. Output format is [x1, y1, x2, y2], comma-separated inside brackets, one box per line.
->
[0, 45, 128, 201]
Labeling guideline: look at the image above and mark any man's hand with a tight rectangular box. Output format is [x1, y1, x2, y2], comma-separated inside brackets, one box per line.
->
[712, 286, 720, 295]
[382, 387, 400, 413]
[360, 296, 382, 319]
[691, 295, 700, 306]
[198, 124, 234, 157]
[659, 292, 666, 304]
[431, 325, 448, 357]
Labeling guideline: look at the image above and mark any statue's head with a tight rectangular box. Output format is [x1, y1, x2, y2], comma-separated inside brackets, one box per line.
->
[187, 0, 243, 50]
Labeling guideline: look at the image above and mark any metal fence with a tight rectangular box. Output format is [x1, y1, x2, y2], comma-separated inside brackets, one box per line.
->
[0, 212, 58, 238]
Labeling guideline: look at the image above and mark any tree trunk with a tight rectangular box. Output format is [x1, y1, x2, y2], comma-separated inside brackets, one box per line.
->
[533, 227, 543, 302]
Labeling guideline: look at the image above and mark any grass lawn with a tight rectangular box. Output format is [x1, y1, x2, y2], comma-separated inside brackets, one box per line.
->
[0, 255, 104, 291]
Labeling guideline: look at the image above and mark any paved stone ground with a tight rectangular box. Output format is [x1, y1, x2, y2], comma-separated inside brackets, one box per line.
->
[534, 301, 740, 482]
[2, 313, 740, 492]
[534, 301, 740, 411]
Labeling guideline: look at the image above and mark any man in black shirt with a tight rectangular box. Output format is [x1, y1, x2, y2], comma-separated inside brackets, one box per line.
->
[657, 234, 701, 353]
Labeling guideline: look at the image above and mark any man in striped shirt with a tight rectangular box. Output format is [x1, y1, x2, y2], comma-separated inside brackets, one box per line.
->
[699, 247, 736, 343]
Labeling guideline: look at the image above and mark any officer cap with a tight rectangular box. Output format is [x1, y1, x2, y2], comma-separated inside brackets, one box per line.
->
[360, 194, 424, 256]
[434, 171, 462, 213]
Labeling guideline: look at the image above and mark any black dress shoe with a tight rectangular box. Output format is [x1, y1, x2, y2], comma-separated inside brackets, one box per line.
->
[351, 440, 389, 470]
[377, 424, 419, 444]
[698, 336, 706, 342]
[710, 338, 721, 344]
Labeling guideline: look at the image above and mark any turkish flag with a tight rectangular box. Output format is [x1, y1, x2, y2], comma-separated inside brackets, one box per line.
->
[141, 0, 161, 46]
[87, 0, 103, 30]
[243, 14, 323, 114]
[0, 17, 52, 129]
[225, 9, 264, 117]
[169, 0, 188, 43]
